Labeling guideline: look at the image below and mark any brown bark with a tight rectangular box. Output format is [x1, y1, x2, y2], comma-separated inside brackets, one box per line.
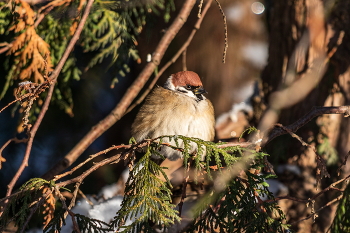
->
[261, 0, 350, 232]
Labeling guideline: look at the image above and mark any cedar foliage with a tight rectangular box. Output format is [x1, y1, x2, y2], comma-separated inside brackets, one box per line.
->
[1, 0, 350, 232]
[0, 136, 291, 233]
[0, 0, 173, 122]
[110, 136, 290, 232]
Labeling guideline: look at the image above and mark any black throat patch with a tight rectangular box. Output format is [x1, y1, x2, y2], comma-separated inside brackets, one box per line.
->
[195, 94, 203, 101]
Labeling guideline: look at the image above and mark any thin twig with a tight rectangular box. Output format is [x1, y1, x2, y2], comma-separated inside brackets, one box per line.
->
[0, 138, 169, 205]
[0, 44, 11, 54]
[217, 141, 253, 148]
[56, 154, 123, 188]
[53, 144, 130, 181]
[265, 173, 350, 204]
[1, 0, 95, 216]
[125, 0, 212, 115]
[266, 106, 350, 146]
[214, 0, 228, 63]
[34, 4, 56, 28]
[274, 123, 330, 186]
[178, 161, 191, 217]
[275, 123, 311, 147]
[197, 0, 204, 18]
[290, 195, 343, 225]
[78, 189, 94, 206]
[41, 138, 251, 189]
[0, 138, 27, 169]
[337, 151, 350, 176]
[55, 186, 81, 233]
[60, 182, 82, 227]
[19, 187, 54, 233]
[69, 210, 82, 233]
[182, 49, 187, 71]
[49, 1, 94, 82]
[68, 183, 82, 210]
[42, 0, 197, 180]
[55, 140, 153, 188]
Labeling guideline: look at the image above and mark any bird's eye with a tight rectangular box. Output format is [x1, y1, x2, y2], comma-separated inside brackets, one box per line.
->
[185, 85, 192, 90]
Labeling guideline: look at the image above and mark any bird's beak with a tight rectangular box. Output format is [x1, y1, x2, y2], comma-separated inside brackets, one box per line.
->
[193, 86, 207, 95]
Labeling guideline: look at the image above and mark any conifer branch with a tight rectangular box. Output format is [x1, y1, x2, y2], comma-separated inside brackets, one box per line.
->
[2, 0, 95, 215]
[42, 0, 197, 180]
[19, 187, 54, 233]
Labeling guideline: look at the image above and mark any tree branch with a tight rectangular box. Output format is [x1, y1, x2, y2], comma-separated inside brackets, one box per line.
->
[265, 106, 350, 145]
[42, 0, 197, 180]
[125, 0, 212, 115]
[1, 0, 95, 214]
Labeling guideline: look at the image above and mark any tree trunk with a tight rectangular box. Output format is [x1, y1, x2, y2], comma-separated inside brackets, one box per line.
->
[261, 0, 350, 232]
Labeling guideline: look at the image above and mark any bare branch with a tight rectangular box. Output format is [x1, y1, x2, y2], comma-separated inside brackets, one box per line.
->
[337, 150, 350, 176]
[214, 0, 228, 63]
[217, 141, 254, 148]
[274, 123, 330, 186]
[19, 187, 54, 233]
[182, 49, 187, 71]
[2, 0, 95, 215]
[42, 0, 197, 180]
[266, 106, 350, 145]
[125, 0, 212, 114]
[53, 144, 131, 181]
[291, 195, 343, 226]
[0, 138, 27, 169]
[0, 43, 11, 54]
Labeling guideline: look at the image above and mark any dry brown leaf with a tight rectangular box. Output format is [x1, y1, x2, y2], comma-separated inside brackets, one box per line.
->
[42, 187, 56, 228]
[71, 0, 87, 35]
[70, 21, 78, 36]
[0, 155, 6, 169]
[7, 0, 53, 83]
[20, 0, 35, 25]
[78, 0, 86, 12]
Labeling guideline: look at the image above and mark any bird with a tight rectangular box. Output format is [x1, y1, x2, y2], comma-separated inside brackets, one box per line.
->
[131, 70, 215, 161]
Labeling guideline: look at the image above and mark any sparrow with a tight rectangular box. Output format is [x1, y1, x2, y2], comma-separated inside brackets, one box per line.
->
[131, 71, 215, 161]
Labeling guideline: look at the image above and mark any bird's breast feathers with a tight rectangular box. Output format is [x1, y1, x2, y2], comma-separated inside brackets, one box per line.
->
[131, 87, 215, 142]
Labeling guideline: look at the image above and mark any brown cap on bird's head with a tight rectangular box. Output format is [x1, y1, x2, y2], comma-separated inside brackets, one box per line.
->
[171, 71, 203, 87]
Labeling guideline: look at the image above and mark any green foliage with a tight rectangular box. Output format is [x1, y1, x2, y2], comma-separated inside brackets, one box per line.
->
[0, 136, 291, 233]
[111, 145, 180, 232]
[239, 126, 258, 141]
[329, 183, 350, 233]
[110, 136, 290, 233]
[81, 0, 174, 79]
[317, 137, 338, 166]
[82, 6, 135, 70]
[0, 0, 174, 118]
[188, 172, 289, 233]
[159, 135, 242, 180]
[0, 1, 19, 99]
[75, 214, 111, 233]
[44, 201, 112, 233]
[0, 178, 51, 232]
[0, 2, 12, 36]
[37, 14, 71, 68]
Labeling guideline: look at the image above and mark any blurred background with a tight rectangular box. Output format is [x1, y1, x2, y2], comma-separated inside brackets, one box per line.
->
[1, 0, 350, 232]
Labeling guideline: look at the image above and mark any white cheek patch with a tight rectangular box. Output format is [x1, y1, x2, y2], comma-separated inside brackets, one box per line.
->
[164, 76, 176, 91]
[176, 87, 197, 98]
[164, 76, 206, 101]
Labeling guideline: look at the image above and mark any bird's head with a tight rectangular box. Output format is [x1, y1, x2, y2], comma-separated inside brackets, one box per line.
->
[164, 71, 208, 101]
